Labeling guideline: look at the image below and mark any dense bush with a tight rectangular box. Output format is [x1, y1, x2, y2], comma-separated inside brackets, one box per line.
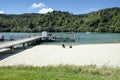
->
[0, 7, 120, 32]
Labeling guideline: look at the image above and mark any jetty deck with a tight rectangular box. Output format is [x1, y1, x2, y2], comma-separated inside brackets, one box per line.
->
[0, 33, 75, 53]
[0, 36, 42, 53]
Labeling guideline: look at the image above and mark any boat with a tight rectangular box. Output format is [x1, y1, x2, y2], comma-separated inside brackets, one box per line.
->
[0, 35, 4, 41]
[67, 32, 74, 34]
[86, 31, 91, 34]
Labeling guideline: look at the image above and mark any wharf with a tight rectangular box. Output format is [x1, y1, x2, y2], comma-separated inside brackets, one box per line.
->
[0, 36, 42, 53]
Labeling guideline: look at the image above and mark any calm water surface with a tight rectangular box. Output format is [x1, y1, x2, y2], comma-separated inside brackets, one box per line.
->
[0, 32, 120, 45]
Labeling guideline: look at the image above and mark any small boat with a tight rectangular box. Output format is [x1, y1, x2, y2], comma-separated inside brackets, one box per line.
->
[0, 35, 4, 41]
[67, 32, 74, 34]
[86, 31, 91, 34]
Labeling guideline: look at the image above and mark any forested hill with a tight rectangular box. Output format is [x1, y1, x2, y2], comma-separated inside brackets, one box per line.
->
[0, 7, 120, 32]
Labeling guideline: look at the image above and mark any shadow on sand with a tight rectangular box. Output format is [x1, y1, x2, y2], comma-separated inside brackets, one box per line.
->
[0, 46, 34, 61]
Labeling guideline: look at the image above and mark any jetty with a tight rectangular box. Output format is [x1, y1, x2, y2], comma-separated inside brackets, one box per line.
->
[0, 36, 42, 53]
[0, 31, 76, 53]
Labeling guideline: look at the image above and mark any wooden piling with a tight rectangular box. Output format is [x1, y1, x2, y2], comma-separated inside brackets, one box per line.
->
[10, 46, 14, 53]
[23, 43, 26, 49]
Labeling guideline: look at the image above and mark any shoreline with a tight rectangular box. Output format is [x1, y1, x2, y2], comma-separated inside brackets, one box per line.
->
[0, 43, 120, 67]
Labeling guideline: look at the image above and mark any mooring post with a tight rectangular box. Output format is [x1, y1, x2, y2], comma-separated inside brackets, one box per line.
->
[73, 34, 75, 42]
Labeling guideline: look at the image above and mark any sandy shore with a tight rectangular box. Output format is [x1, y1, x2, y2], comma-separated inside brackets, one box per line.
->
[0, 43, 120, 67]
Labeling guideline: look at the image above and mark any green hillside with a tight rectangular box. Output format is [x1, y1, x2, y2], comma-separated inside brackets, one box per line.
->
[0, 7, 120, 32]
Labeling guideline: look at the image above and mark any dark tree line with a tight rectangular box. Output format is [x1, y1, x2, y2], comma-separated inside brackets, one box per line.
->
[0, 7, 120, 32]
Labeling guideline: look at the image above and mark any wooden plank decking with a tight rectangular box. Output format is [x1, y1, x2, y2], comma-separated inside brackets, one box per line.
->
[0, 36, 42, 51]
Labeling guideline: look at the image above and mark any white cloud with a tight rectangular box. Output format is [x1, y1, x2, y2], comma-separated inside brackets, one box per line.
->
[89, 8, 98, 11]
[85, 8, 98, 13]
[30, 2, 45, 9]
[29, 2, 54, 14]
[38, 8, 54, 14]
[0, 10, 5, 14]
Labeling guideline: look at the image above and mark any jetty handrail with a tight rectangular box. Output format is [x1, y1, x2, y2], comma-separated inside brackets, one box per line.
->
[0, 36, 41, 49]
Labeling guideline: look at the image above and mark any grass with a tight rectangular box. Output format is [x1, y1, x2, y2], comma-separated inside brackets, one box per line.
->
[0, 65, 120, 80]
